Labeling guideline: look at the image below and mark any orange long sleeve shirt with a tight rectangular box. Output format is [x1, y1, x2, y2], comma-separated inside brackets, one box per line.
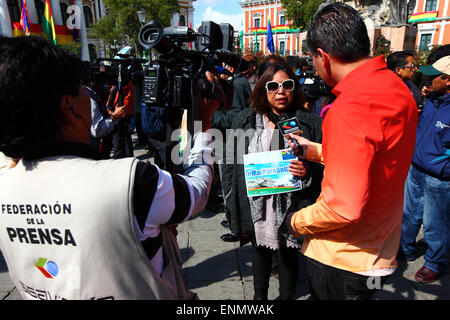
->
[290, 56, 418, 274]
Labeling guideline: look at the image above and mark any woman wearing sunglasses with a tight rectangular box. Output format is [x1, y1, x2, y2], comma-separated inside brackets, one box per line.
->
[221, 63, 323, 300]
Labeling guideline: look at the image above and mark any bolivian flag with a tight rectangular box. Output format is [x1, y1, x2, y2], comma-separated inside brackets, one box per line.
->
[42, 0, 56, 44]
[408, 11, 438, 23]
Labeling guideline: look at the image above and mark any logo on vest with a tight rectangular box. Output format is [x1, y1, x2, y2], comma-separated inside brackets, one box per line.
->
[35, 258, 59, 279]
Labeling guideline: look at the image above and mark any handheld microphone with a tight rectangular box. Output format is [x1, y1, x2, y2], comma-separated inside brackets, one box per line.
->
[277, 113, 304, 157]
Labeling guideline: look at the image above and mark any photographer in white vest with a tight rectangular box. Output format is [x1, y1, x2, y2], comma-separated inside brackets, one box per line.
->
[0, 36, 217, 300]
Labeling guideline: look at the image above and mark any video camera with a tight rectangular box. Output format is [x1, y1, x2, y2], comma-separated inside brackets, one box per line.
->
[87, 55, 145, 87]
[286, 55, 332, 103]
[137, 19, 249, 171]
[137, 19, 248, 109]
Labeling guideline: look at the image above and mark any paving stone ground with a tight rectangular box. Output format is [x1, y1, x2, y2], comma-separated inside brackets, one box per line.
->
[1, 137, 449, 301]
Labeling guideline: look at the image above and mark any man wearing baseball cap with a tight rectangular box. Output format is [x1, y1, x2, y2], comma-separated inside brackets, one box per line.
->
[399, 55, 450, 283]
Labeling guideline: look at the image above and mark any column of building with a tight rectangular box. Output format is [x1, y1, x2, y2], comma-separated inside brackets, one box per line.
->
[0, 0, 12, 36]
[437, 0, 449, 44]
[94, 0, 100, 22]
[75, 0, 89, 61]
[51, 0, 63, 25]
[99, 0, 105, 17]
[25, 0, 38, 23]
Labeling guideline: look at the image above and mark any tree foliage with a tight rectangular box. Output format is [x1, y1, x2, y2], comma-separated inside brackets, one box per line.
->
[280, 0, 322, 31]
[89, 0, 179, 56]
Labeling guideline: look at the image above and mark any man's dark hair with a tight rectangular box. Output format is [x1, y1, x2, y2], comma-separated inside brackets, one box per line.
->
[426, 44, 450, 64]
[387, 51, 414, 71]
[307, 3, 370, 62]
[0, 36, 83, 159]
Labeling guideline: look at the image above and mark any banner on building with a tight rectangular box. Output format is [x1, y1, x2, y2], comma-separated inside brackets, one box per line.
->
[408, 11, 438, 23]
[12, 22, 75, 45]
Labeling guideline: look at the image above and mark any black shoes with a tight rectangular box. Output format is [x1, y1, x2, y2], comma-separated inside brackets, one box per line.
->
[220, 232, 240, 242]
[220, 220, 229, 228]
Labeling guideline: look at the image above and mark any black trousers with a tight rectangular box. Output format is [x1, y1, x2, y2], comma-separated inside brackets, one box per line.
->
[305, 256, 388, 300]
[112, 117, 134, 159]
[147, 135, 167, 169]
[133, 112, 149, 145]
[252, 244, 299, 300]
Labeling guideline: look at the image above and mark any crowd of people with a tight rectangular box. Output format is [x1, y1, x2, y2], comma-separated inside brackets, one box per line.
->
[0, 2, 448, 301]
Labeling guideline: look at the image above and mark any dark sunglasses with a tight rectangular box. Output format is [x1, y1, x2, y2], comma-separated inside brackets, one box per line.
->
[399, 63, 417, 70]
[265, 79, 295, 93]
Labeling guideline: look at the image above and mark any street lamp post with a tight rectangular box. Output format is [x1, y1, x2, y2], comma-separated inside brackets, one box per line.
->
[136, 9, 150, 60]
[137, 9, 146, 25]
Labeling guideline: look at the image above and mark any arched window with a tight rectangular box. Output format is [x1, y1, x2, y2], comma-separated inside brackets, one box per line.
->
[88, 43, 97, 61]
[179, 15, 186, 26]
[7, 0, 21, 23]
[83, 6, 93, 28]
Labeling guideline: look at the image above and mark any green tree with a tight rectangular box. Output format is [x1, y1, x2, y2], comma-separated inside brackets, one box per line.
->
[89, 0, 179, 57]
[280, 0, 322, 30]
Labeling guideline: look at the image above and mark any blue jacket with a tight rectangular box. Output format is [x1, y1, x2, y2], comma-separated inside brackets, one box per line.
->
[412, 93, 450, 179]
[140, 103, 166, 137]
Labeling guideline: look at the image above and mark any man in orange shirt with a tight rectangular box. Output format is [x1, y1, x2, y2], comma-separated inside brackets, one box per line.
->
[288, 3, 418, 300]
[107, 81, 134, 159]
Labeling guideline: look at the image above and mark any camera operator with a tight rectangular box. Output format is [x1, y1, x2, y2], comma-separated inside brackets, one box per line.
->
[296, 58, 335, 115]
[86, 85, 118, 155]
[296, 57, 313, 84]
[80, 64, 119, 159]
[0, 36, 217, 300]
[210, 54, 254, 131]
[106, 79, 135, 159]
[209, 55, 254, 242]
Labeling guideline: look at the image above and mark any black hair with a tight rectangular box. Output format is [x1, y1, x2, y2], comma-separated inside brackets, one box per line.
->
[307, 3, 370, 62]
[0, 36, 83, 158]
[387, 51, 414, 71]
[427, 44, 450, 64]
[257, 54, 286, 77]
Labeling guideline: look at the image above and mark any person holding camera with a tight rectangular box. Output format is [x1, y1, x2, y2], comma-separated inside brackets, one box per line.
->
[221, 63, 323, 300]
[287, 3, 418, 300]
[106, 80, 135, 159]
[210, 54, 255, 242]
[0, 36, 216, 300]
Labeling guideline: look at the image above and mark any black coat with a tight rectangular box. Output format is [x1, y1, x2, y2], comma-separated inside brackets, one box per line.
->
[221, 107, 323, 236]
[211, 73, 252, 132]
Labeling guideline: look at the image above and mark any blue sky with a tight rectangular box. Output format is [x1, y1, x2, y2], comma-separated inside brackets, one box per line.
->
[193, 0, 243, 31]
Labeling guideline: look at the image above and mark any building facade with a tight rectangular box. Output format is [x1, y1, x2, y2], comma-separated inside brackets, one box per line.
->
[240, 0, 302, 56]
[409, 0, 450, 50]
[0, 0, 106, 60]
[172, 0, 195, 28]
[239, 0, 450, 56]
[0, 0, 194, 60]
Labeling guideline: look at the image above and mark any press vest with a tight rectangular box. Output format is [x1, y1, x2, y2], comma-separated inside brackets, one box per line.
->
[0, 156, 193, 300]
